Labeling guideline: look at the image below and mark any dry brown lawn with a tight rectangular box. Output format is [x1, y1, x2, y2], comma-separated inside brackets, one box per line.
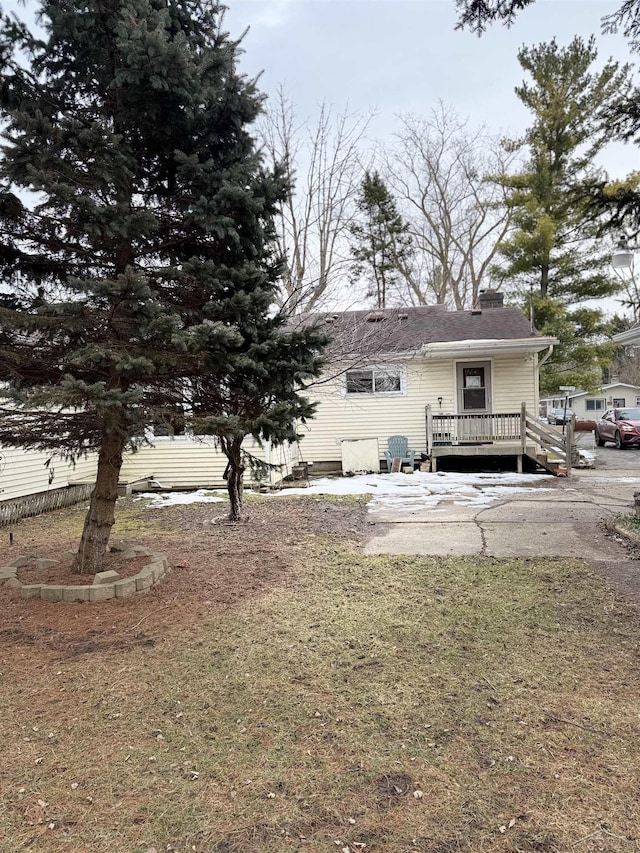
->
[0, 494, 639, 853]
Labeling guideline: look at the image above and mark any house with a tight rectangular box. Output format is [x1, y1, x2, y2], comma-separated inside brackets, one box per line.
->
[0, 435, 294, 522]
[296, 293, 560, 473]
[0, 293, 565, 516]
[541, 383, 640, 422]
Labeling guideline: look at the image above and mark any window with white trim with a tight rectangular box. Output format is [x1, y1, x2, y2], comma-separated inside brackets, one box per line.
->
[613, 397, 626, 407]
[585, 398, 605, 412]
[345, 366, 405, 396]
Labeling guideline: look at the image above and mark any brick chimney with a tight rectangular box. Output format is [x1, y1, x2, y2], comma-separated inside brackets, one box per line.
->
[477, 289, 504, 309]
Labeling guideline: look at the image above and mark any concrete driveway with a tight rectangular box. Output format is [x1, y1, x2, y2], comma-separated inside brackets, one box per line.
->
[364, 433, 640, 601]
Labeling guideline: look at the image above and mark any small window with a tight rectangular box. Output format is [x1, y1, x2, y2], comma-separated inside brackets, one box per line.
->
[346, 369, 374, 394]
[345, 366, 404, 396]
[612, 397, 626, 407]
[636, 396, 640, 407]
[586, 398, 605, 411]
[374, 368, 402, 393]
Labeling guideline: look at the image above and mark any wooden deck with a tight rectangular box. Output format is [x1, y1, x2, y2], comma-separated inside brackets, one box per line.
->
[426, 404, 573, 475]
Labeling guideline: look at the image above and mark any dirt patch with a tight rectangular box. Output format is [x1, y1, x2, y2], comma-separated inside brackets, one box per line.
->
[375, 772, 414, 800]
[0, 495, 368, 661]
[2, 495, 640, 853]
[16, 553, 150, 586]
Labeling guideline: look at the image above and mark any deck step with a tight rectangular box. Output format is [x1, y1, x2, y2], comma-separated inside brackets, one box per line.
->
[533, 453, 567, 476]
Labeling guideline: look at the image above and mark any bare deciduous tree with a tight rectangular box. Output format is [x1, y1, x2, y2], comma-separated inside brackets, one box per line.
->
[383, 104, 514, 309]
[260, 89, 372, 313]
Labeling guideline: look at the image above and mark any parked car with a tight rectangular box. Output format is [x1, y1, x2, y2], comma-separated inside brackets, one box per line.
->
[594, 407, 640, 449]
[547, 407, 574, 425]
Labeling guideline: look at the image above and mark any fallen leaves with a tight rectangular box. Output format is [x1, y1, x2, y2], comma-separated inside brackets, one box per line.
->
[498, 818, 517, 833]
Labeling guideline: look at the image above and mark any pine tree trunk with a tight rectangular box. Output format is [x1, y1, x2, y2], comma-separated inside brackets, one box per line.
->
[226, 440, 245, 522]
[540, 263, 549, 297]
[72, 428, 125, 575]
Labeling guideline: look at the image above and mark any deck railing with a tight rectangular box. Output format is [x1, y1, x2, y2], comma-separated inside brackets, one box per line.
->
[425, 403, 573, 474]
[521, 404, 573, 476]
[427, 411, 521, 450]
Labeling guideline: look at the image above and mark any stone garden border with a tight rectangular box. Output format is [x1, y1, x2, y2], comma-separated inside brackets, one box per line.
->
[0, 548, 170, 602]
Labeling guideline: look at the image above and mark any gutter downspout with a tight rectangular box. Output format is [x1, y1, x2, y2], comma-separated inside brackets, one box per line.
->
[534, 343, 554, 439]
[535, 344, 554, 420]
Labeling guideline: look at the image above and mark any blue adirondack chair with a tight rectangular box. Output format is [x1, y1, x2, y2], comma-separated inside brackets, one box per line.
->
[384, 435, 416, 472]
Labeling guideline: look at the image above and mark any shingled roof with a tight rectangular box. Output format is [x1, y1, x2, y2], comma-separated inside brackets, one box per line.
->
[300, 304, 546, 358]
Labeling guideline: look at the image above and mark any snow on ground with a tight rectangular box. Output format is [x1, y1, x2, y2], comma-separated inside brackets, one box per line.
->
[136, 471, 552, 512]
[136, 488, 226, 508]
[579, 449, 596, 462]
[274, 471, 552, 511]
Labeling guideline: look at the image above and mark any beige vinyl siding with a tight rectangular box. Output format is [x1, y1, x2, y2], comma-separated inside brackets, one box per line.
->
[300, 354, 538, 464]
[119, 437, 295, 488]
[300, 358, 447, 463]
[490, 354, 537, 412]
[69, 455, 99, 483]
[0, 446, 98, 502]
[0, 436, 295, 503]
[569, 396, 600, 420]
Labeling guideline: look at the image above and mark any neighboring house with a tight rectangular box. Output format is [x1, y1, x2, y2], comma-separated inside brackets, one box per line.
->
[541, 383, 640, 422]
[296, 292, 558, 472]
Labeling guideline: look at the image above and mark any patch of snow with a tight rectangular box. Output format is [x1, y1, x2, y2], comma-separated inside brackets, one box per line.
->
[270, 471, 552, 512]
[136, 489, 226, 507]
[134, 471, 552, 513]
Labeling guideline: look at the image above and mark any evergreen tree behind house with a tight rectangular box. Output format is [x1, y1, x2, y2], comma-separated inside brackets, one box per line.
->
[349, 170, 413, 309]
[489, 37, 632, 395]
[0, 1, 324, 572]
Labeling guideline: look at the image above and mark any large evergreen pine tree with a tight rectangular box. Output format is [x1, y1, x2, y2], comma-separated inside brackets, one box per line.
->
[0, 1, 323, 572]
[492, 37, 631, 392]
[455, 1, 640, 257]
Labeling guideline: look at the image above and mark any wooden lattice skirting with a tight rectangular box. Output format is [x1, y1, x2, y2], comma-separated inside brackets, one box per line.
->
[0, 484, 94, 528]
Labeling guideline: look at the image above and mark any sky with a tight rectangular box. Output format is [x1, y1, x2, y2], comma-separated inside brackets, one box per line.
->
[223, 0, 637, 179]
[2, 0, 637, 316]
[3, 0, 636, 179]
[221, 0, 639, 317]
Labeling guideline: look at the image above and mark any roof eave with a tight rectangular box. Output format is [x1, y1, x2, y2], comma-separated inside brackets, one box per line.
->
[613, 327, 640, 345]
[420, 337, 558, 358]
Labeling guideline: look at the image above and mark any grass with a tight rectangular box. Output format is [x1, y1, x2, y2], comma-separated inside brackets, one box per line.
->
[1, 515, 640, 852]
[612, 512, 640, 534]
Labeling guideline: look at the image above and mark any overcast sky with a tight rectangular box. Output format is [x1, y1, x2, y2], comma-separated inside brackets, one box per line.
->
[2, 0, 636, 316]
[3, 0, 635, 173]
[224, 0, 637, 178]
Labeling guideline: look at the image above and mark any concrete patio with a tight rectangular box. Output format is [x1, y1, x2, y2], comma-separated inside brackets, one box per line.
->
[363, 432, 640, 603]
